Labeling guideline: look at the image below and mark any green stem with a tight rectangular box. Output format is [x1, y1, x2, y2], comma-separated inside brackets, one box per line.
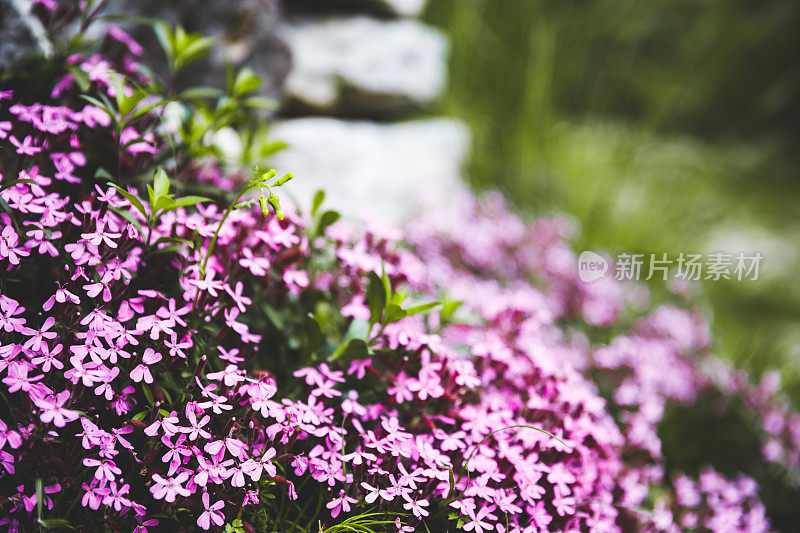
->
[199, 186, 250, 279]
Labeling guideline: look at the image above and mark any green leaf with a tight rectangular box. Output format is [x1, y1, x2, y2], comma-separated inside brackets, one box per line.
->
[243, 96, 278, 110]
[316, 210, 341, 236]
[391, 289, 409, 307]
[153, 236, 193, 247]
[108, 183, 147, 218]
[131, 410, 148, 422]
[39, 519, 73, 530]
[94, 167, 113, 181]
[152, 21, 174, 65]
[233, 67, 262, 96]
[0, 179, 37, 192]
[405, 301, 440, 316]
[381, 266, 392, 305]
[440, 299, 464, 322]
[129, 100, 167, 121]
[164, 195, 211, 211]
[150, 244, 187, 256]
[36, 478, 43, 522]
[178, 86, 223, 100]
[118, 89, 147, 120]
[384, 304, 407, 324]
[146, 184, 156, 208]
[154, 168, 170, 199]
[153, 195, 177, 213]
[67, 65, 91, 92]
[142, 384, 155, 405]
[259, 141, 288, 158]
[334, 338, 369, 361]
[110, 206, 143, 231]
[79, 95, 115, 122]
[311, 190, 326, 217]
[304, 316, 324, 356]
[366, 272, 386, 326]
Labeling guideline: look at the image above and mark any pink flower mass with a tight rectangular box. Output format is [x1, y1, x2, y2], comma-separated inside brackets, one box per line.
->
[0, 1, 798, 532]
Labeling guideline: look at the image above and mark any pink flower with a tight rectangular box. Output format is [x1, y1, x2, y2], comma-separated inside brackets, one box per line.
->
[81, 482, 110, 510]
[0, 226, 30, 265]
[9, 135, 42, 155]
[241, 447, 277, 482]
[197, 492, 225, 530]
[463, 505, 496, 533]
[43, 286, 81, 311]
[207, 364, 245, 387]
[33, 390, 79, 427]
[326, 489, 357, 518]
[150, 472, 191, 502]
[21, 316, 57, 351]
[130, 348, 162, 383]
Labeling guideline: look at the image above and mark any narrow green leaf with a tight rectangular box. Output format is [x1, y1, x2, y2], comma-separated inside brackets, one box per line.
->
[152, 21, 174, 65]
[381, 266, 391, 305]
[311, 190, 325, 217]
[243, 96, 278, 110]
[384, 304, 407, 324]
[366, 272, 386, 327]
[153, 236, 193, 247]
[35, 478, 43, 522]
[233, 67, 262, 96]
[109, 206, 143, 231]
[94, 168, 113, 181]
[39, 519, 73, 529]
[391, 289, 409, 307]
[259, 141, 288, 158]
[79, 95, 115, 121]
[316, 210, 340, 236]
[153, 195, 176, 212]
[142, 384, 155, 405]
[146, 184, 157, 208]
[150, 244, 187, 256]
[178, 86, 223, 100]
[108, 183, 147, 218]
[153, 168, 170, 198]
[163, 195, 210, 211]
[129, 100, 167, 121]
[0, 179, 37, 192]
[405, 301, 440, 316]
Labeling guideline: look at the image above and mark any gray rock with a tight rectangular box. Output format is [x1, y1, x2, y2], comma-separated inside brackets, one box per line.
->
[105, 0, 290, 100]
[0, 0, 52, 72]
[269, 117, 469, 224]
[288, 0, 428, 18]
[282, 16, 448, 115]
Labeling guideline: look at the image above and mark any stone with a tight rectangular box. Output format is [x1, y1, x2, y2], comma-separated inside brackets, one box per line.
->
[287, 0, 428, 18]
[282, 16, 448, 115]
[268, 117, 469, 224]
[104, 0, 290, 100]
[0, 0, 52, 72]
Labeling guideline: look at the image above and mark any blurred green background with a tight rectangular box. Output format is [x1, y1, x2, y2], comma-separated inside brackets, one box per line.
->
[424, 0, 800, 402]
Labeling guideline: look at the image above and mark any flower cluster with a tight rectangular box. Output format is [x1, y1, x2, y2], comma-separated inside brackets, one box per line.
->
[0, 1, 794, 532]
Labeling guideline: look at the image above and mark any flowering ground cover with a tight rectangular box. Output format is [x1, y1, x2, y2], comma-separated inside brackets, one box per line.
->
[0, 1, 799, 531]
